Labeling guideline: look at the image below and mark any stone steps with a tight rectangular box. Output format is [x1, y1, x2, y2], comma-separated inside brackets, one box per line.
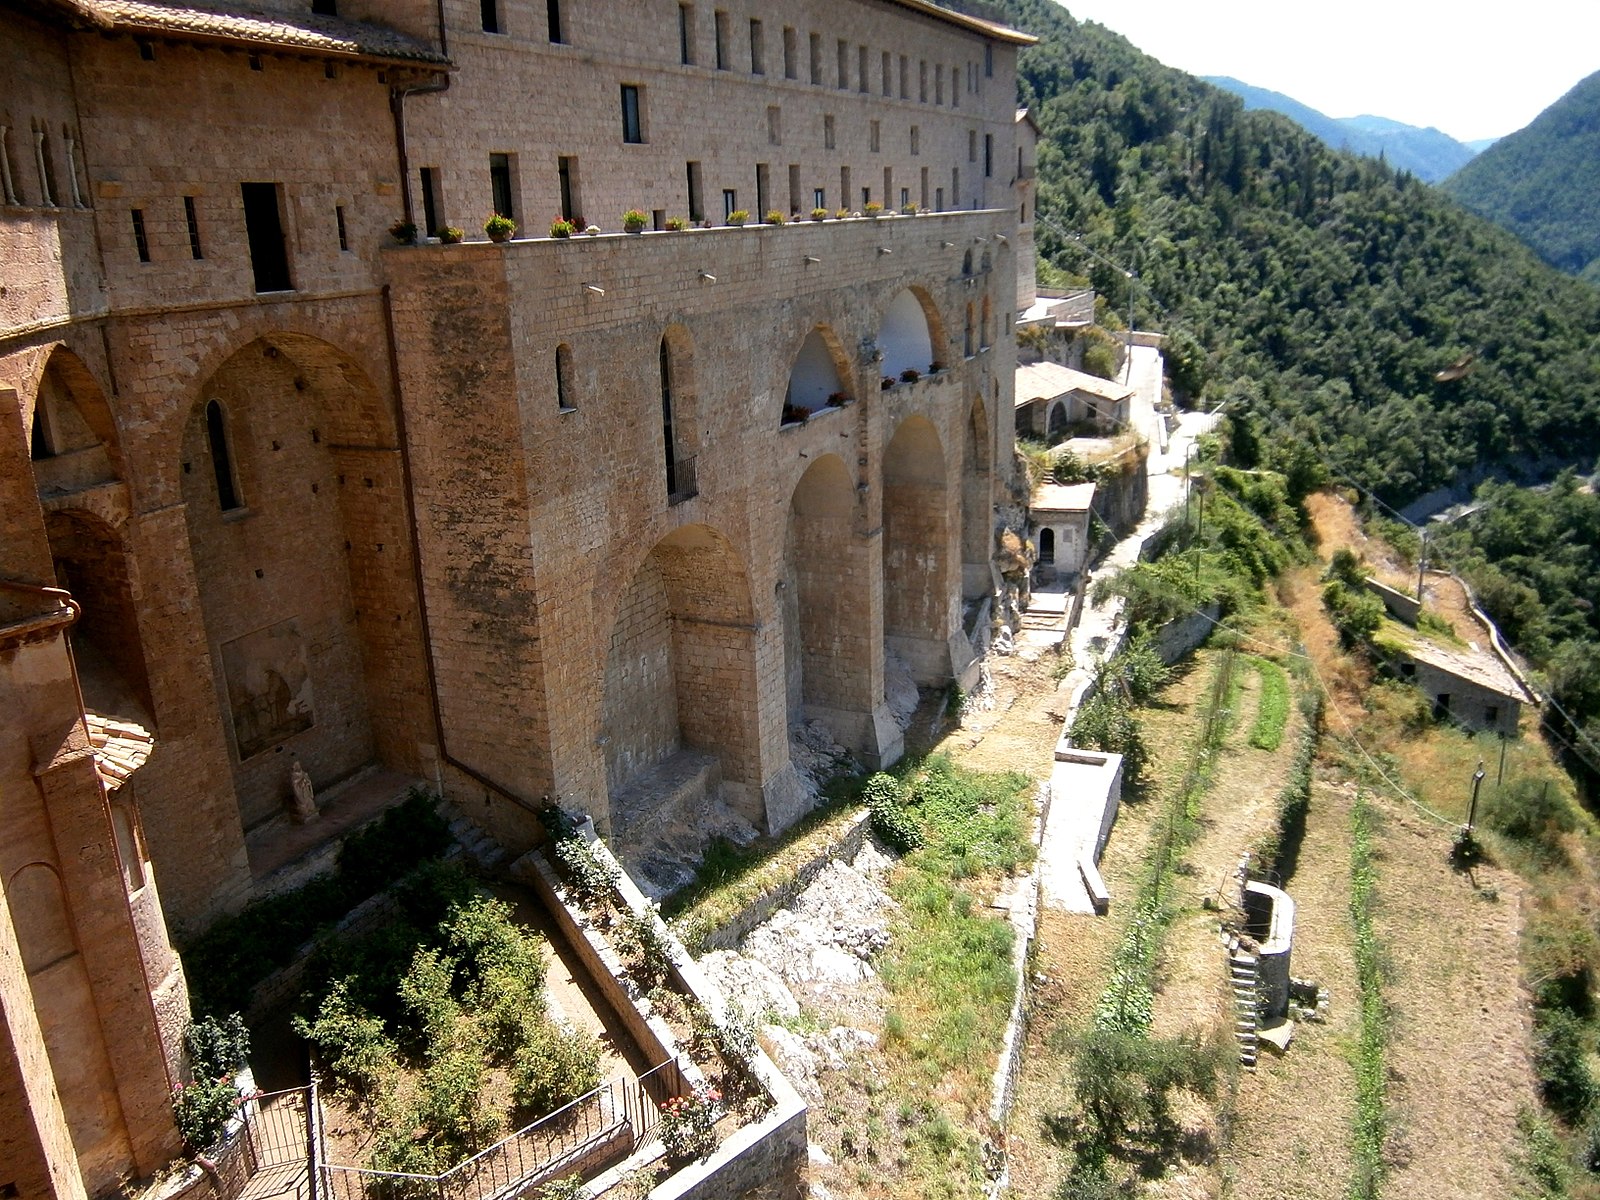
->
[1229, 942, 1262, 1070]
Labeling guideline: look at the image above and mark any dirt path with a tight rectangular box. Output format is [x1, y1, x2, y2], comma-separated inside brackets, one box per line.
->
[949, 652, 1070, 779]
[1365, 800, 1535, 1200]
[1220, 780, 1361, 1200]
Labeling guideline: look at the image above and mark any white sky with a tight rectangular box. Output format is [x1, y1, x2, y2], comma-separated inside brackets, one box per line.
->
[1052, 0, 1600, 143]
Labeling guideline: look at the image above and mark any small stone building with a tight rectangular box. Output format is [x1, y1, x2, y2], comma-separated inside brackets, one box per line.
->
[1013, 361, 1134, 441]
[1029, 481, 1095, 582]
[1384, 631, 1533, 736]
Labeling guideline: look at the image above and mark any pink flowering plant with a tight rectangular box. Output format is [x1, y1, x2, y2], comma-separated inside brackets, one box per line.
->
[658, 1082, 721, 1162]
[172, 1013, 253, 1151]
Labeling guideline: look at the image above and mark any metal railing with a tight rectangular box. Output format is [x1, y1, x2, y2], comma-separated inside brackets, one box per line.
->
[319, 1058, 691, 1200]
[210, 1085, 317, 1200]
[667, 454, 697, 505]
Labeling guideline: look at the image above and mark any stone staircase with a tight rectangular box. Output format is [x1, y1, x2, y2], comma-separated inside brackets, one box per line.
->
[1229, 941, 1262, 1070]
[444, 807, 515, 874]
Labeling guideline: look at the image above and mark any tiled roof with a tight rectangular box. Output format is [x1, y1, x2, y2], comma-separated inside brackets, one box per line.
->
[1015, 361, 1135, 407]
[884, 0, 1036, 45]
[1031, 481, 1096, 513]
[79, 0, 448, 64]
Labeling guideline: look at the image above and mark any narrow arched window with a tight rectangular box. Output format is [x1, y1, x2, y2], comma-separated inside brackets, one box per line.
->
[30, 403, 52, 459]
[206, 399, 242, 511]
[556, 343, 576, 412]
[964, 304, 974, 357]
[1039, 527, 1055, 564]
[660, 339, 678, 495]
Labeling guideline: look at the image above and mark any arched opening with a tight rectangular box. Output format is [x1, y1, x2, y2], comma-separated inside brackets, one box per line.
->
[9, 863, 134, 1184]
[601, 524, 760, 859]
[878, 288, 936, 378]
[962, 249, 973, 275]
[1039, 527, 1056, 564]
[783, 454, 855, 731]
[28, 347, 121, 498]
[782, 327, 850, 425]
[882, 416, 952, 686]
[46, 509, 153, 719]
[1047, 400, 1068, 442]
[205, 398, 243, 511]
[556, 343, 576, 413]
[180, 334, 424, 833]
[964, 304, 975, 358]
[660, 328, 699, 502]
[961, 397, 992, 600]
[981, 295, 992, 350]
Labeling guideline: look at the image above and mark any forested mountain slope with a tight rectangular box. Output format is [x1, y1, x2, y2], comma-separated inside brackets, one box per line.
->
[1206, 76, 1477, 183]
[1442, 69, 1600, 284]
[1000, 0, 1600, 506]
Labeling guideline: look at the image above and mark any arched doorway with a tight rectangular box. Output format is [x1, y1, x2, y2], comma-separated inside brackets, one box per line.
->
[882, 416, 953, 686]
[600, 524, 760, 852]
[46, 509, 152, 718]
[179, 334, 419, 831]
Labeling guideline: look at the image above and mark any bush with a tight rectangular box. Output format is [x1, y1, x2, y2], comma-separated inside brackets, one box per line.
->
[186, 1012, 250, 1081]
[1322, 579, 1383, 647]
[512, 1022, 602, 1116]
[615, 910, 674, 991]
[658, 1083, 722, 1162]
[1534, 1007, 1597, 1122]
[173, 1075, 240, 1151]
[293, 979, 398, 1095]
[1067, 1029, 1223, 1150]
[866, 771, 922, 854]
[1480, 776, 1577, 862]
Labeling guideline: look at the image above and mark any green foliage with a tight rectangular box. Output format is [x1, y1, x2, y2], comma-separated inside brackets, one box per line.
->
[1480, 776, 1578, 864]
[1247, 657, 1290, 750]
[1520, 1108, 1574, 1199]
[172, 1075, 240, 1152]
[510, 1021, 601, 1117]
[1071, 691, 1146, 780]
[1064, 1029, 1223, 1152]
[1322, 579, 1384, 648]
[865, 772, 923, 853]
[418, 1046, 496, 1155]
[1349, 796, 1388, 1200]
[658, 1083, 722, 1162]
[907, 756, 1034, 880]
[294, 979, 398, 1094]
[1534, 1007, 1598, 1123]
[184, 789, 449, 1018]
[614, 909, 675, 992]
[186, 1012, 250, 1082]
[1081, 341, 1118, 380]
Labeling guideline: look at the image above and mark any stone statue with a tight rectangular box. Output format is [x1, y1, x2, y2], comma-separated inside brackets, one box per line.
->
[289, 758, 318, 823]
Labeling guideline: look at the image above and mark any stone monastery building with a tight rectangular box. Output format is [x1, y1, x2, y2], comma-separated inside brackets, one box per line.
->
[0, 0, 1037, 1193]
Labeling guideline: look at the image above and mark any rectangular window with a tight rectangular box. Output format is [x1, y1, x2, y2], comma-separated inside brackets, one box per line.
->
[813, 187, 825, 211]
[481, 0, 499, 33]
[420, 166, 441, 235]
[823, 114, 835, 151]
[783, 26, 797, 79]
[714, 10, 729, 69]
[935, 187, 944, 211]
[723, 189, 738, 221]
[985, 44, 993, 77]
[881, 50, 891, 96]
[899, 55, 908, 99]
[952, 166, 959, 207]
[557, 156, 579, 221]
[862, 186, 871, 207]
[840, 166, 851, 209]
[679, 4, 694, 64]
[184, 195, 203, 259]
[749, 19, 764, 73]
[952, 61, 960, 107]
[240, 181, 291, 292]
[547, 0, 562, 43]
[919, 60, 927, 103]
[837, 39, 848, 89]
[789, 163, 802, 213]
[984, 133, 993, 178]
[489, 153, 516, 220]
[858, 45, 868, 93]
[969, 129, 977, 162]
[900, 186, 909, 209]
[810, 34, 822, 85]
[884, 166, 893, 207]
[756, 162, 770, 218]
[920, 166, 929, 210]
[935, 63, 944, 105]
[910, 125, 919, 156]
[131, 207, 150, 262]
[869, 119, 880, 153]
[621, 85, 644, 143]
[686, 160, 704, 222]
[767, 105, 782, 145]
[335, 204, 349, 251]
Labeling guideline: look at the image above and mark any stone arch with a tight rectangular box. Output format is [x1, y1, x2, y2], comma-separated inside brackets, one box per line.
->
[1047, 400, 1068, 442]
[882, 415, 952, 685]
[600, 523, 760, 852]
[1039, 527, 1056, 564]
[981, 295, 993, 350]
[27, 345, 123, 496]
[179, 333, 418, 830]
[782, 454, 856, 734]
[783, 326, 851, 422]
[46, 508, 153, 718]
[878, 287, 945, 377]
[961, 397, 993, 600]
[660, 324, 700, 501]
[964, 303, 975, 358]
[8, 863, 76, 975]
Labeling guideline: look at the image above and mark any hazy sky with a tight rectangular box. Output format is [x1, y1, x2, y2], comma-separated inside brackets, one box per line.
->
[1052, 0, 1600, 143]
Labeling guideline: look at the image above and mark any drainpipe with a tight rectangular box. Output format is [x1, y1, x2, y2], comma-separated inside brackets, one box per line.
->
[389, 4, 451, 228]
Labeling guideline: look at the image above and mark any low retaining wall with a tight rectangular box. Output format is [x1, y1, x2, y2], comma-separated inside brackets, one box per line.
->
[1150, 602, 1220, 665]
[1365, 577, 1421, 624]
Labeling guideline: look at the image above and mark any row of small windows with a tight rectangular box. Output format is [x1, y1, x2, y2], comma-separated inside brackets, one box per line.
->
[480, 0, 563, 41]
[675, 4, 989, 108]
[0, 120, 88, 209]
[122, 184, 351, 291]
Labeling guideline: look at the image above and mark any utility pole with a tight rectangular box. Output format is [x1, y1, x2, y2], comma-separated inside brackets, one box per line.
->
[1497, 734, 1508, 786]
[1416, 528, 1428, 602]
[1467, 759, 1486, 831]
[1184, 442, 1193, 536]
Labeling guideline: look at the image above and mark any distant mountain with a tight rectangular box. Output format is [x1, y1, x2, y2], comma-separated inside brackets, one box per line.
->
[1204, 76, 1479, 183]
[1442, 69, 1600, 284]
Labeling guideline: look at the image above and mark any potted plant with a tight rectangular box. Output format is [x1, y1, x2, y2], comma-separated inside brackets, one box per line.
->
[899, 367, 921, 383]
[485, 213, 516, 243]
[864, 201, 883, 218]
[765, 210, 786, 226]
[881, 375, 895, 390]
[780, 402, 810, 425]
[929, 360, 946, 373]
[436, 226, 464, 244]
[899, 201, 919, 216]
[623, 209, 649, 233]
[835, 208, 850, 221]
[726, 209, 749, 227]
[810, 207, 829, 222]
[826, 390, 851, 407]
[665, 216, 688, 231]
[549, 216, 575, 239]
[388, 219, 418, 245]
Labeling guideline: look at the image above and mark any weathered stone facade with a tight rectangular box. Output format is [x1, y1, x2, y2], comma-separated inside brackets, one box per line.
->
[0, 0, 1033, 1193]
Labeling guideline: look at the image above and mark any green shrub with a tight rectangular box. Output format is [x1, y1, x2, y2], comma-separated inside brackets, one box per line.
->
[172, 1075, 240, 1151]
[398, 947, 461, 1051]
[511, 1022, 602, 1117]
[1066, 1029, 1222, 1150]
[186, 1012, 250, 1081]
[1247, 658, 1290, 751]
[418, 1046, 496, 1156]
[1480, 776, 1578, 862]
[865, 771, 922, 853]
[1534, 1007, 1597, 1122]
[615, 909, 674, 992]
[293, 979, 399, 1095]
